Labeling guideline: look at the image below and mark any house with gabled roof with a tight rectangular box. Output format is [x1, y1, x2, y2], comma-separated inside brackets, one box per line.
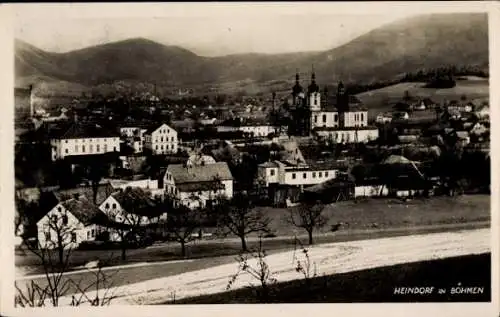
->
[144, 123, 178, 155]
[163, 162, 234, 209]
[49, 123, 120, 161]
[36, 195, 109, 249]
[99, 187, 164, 228]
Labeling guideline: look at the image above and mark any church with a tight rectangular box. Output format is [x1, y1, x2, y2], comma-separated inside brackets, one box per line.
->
[288, 70, 379, 143]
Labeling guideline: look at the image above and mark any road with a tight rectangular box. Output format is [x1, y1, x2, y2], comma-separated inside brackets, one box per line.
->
[15, 226, 490, 306]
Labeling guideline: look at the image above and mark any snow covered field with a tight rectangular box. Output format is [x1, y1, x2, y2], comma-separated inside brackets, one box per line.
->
[57, 228, 490, 305]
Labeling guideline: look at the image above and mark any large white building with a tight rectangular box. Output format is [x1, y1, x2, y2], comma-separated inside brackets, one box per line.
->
[119, 126, 148, 153]
[50, 123, 120, 161]
[144, 123, 178, 155]
[163, 161, 234, 209]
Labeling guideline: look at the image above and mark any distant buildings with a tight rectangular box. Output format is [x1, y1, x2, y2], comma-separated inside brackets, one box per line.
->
[144, 123, 178, 155]
[49, 123, 120, 161]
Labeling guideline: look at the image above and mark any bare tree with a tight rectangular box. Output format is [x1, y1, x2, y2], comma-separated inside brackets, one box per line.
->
[288, 201, 328, 245]
[166, 200, 202, 257]
[15, 209, 118, 307]
[216, 192, 270, 252]
[227, 237, 277, 303]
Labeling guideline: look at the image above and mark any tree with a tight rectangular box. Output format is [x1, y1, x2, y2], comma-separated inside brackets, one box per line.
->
[166, 200, 202, 257]
[105, 187, 153, 260]
[215, 192, 270, 251]
[288, 201, 328, 245]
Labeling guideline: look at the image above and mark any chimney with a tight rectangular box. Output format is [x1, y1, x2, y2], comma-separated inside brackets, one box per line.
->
[29, 84, 34, 118]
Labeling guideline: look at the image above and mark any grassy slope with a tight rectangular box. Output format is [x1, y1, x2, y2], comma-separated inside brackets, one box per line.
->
[355, 78, 489, 119]
[264, 195, 490, 236]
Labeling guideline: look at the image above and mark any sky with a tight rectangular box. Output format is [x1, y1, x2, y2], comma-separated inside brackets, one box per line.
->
[12, 3, 487, 56]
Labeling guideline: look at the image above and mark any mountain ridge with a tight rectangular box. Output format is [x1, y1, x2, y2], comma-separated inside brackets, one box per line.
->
[15, 12, 488, 93]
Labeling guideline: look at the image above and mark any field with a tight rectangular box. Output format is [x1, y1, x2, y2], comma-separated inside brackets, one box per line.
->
[356, 78, 489, 120]
[16, 195, 490, 275]
[169, 253, 491, 303]
[264, 194, 490, 236]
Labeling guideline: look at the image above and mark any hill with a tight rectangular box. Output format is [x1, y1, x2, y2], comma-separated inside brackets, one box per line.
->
[15, 13, 488, 96]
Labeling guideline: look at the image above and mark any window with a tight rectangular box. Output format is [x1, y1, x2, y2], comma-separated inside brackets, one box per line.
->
[312, 172, 316, 178]
[161, 145, 164, 150]
[314, 116, 318, 123]
[45, 231, 51, 241]
[156, 145, 158, 150]
[270, 169, 275, 176]
[161, 137, 164, 142]
[292, 173, 296, 179]
[90, 144, 93, 152]
[334, 114, 338, 122]
[166, 144, 170, 150]
[62, 215, 68, 225]
[112, 203, 116, 209]
[314, 98, 317, 106]
[361, 113, 364, 122]
[82, 145, 86, 153]
[105, 203, 110, 209]
[91, 229, 95, 237]
[97, 144, 100, 152]
[113, 147, 117, 152]
[319, 172, 322, 177]
[65, 140, 68, 143]
[322, 114, 327, 123]
[104, 144, 108, 152]
[303, 173, 307, 179]
[325, 171, 329, 177]
[75, 145, 78, 152]
[171, 137, 174, 142]
[71, 232, 77, 242]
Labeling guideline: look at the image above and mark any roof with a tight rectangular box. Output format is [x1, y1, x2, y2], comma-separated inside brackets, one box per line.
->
[111, 187, 157, 216]
[54, 183, 114, 206]
[259, 161, 279, 168]
[52, 123, 119, 140]
[60, 196, 107, 226]
[382, 155, 411, 165]
[456, 131, 470, 139]
[167, 161, 233, 183]
[145, 123, 171, 134]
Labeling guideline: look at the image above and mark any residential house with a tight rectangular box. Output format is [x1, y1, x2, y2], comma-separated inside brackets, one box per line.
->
[257, 160, 341, 188]
[376, 113, 392, 124]
[163, 162, 234, 209]
[49, 123, 120, 161]
[144, 123, 178, 155]
[37, 195, 108, 249]
[106, 177, 164, 198]
[474, 105, 489, 120]
[99, 187, 165, 241]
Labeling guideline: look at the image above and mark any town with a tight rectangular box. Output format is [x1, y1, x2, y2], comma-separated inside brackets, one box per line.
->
[15, 68, 490, 254]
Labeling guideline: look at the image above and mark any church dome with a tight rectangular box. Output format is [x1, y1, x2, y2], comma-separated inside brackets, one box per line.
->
[308, 72, 319, 94]
[292, 72, 304, 96]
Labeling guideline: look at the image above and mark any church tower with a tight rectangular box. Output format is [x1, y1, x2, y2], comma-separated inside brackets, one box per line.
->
[308, 67, 321, 112]
[336, 81, 348, 128]
[292, 71, 305, 108]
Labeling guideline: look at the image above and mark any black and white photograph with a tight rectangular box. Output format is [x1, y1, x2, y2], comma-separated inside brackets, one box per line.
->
[2, 1, 497, 314]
